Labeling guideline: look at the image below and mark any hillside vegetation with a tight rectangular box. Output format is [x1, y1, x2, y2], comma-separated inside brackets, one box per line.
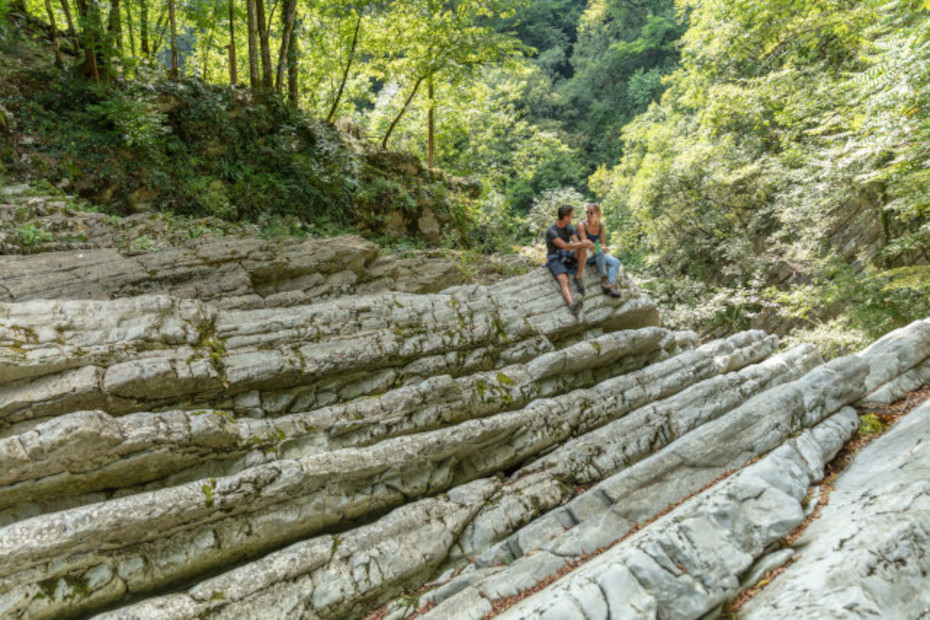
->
[592, 0, 930, 351]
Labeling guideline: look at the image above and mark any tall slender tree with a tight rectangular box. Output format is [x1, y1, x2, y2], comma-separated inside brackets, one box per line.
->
[247, 0, 261, 88]
[75, 0, 102, 81]
[382, 76, 424, 149]
[255, 0, 273, 88]
[107, 0, 122, 54]
[275, 0, 298, 93]
[326, 10, 362, 122]
[227, 0, 237, 85]
[168, 0, 178, 78]
[124, 0, 135, 56]
[287, 21, 298, 106]
[140, 0, 149, 54]
[44, 0, 64, 67]
[58, 0, 77, 50]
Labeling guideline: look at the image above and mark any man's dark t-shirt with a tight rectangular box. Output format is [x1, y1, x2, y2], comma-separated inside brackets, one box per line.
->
[545, 224, 576, 256]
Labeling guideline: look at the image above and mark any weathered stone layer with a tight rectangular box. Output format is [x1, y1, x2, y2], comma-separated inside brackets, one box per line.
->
[742, 399, 930, 618]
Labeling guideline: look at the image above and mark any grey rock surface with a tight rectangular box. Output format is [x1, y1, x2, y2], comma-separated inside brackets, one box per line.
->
[1, 212, 930, 620]
[493, 410, 857, 620]
[742, 399, 930, 618]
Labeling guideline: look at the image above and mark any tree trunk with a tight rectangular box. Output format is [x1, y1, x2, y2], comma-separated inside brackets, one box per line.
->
[151, 12, 168, 55]
[227, 0, 237, 85]
[168, 0, 178, 78]
[255, 0, 273, 89]
[124, 0, 135, 56]
[427, 76, 435, 168]
[140, 0, 149, 54]
[274, 0, 298, 93]
[108, 0, 122, 55]
[59, 0, 77, 50]
[75, 0, 102, 81]
[201, 20, 216, 81]
[326, 12, 361, 123]
[246, 0, 261, 88]
[381, 76, 424, 150]
[287, 24, 298, 107]
[44, 0, 64, 67]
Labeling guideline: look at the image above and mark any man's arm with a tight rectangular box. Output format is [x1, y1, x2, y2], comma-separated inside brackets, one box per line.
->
[551, 236, 589, 251]
[567, 226, 594, 250]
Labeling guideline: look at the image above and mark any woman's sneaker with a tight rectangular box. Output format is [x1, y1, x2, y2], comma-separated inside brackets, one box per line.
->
[570, 300, 583, 316]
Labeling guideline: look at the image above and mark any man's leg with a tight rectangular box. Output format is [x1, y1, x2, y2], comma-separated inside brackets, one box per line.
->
[556, 273, 574, 307]
[574, 248, 587, 279]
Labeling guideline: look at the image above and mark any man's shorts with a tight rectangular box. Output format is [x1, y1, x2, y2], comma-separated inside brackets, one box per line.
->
[546, 250, 577, 278]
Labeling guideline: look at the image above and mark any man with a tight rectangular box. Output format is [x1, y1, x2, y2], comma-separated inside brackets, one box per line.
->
[545, 204, 595, 316]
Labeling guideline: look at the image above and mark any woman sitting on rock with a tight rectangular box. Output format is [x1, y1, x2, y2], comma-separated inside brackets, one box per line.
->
[577, 203, 622, 298]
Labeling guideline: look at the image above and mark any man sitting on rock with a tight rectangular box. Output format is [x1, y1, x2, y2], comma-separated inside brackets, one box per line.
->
[545, 204, 594, 316]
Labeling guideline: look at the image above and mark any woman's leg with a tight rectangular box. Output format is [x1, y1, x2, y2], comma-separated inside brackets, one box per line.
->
[594, 252, 608, 278]
[604, 254, 622, 284]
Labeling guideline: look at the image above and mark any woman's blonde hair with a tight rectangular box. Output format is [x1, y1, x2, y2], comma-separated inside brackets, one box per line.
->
[585, 203, 602, 226]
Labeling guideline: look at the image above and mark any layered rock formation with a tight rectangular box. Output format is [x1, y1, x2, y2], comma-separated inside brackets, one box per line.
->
[1, 201, 929, 618]
[0, 189, 471, 308]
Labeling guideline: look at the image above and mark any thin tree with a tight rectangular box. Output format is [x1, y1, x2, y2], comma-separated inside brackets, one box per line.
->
[227, 0, 237, 85]
[427, 75, 435, 167]
[58, 0, 77, 50]
[140, 0, 149, 54]
[381, 76, 424, 149]
[168, 0, 178, 78]
[44, 0, 64, 67]
[124, 0, 135, 56]
[200, 9, 218, 81]
[326, 11, 362, 123]
[75, 0, 102, 81]
[107, 0, 122, 55]
[247, 0, 261, 88]
[275, 0, 298, 93]
[151, 11, 169, 54]
[255, 0, 273, 88]
[287, 26, 298, 107]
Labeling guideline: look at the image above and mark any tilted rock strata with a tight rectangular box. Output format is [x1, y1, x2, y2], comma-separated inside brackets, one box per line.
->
[93, 479, 500, 620]
[388, 319, 930, 619]
[0, 269, 657, 437]
[449, 341, 817, 564]
[0, 326, 694, 523]
[2, 232, 930, 620]
[0, 261, 664, 618]
[741, 399, 930, 618]
[413, 349, 866, 619]
[0, 223, 468, 308]
[0, 333, 766, 613]
[494, 409, 858, 620]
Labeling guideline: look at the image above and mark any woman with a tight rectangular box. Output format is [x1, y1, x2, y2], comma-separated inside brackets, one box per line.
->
[577, 203, 622, 297]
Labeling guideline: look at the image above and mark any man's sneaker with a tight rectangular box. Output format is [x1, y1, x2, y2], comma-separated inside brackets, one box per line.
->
[570, 300, 583, 316]
[608, 284, 622, 298]
[573, 277, 586, 295]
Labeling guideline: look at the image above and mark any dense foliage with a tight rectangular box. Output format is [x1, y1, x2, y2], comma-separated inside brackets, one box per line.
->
[592, 0, 930, 347]
[4, 0, 684, 235]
